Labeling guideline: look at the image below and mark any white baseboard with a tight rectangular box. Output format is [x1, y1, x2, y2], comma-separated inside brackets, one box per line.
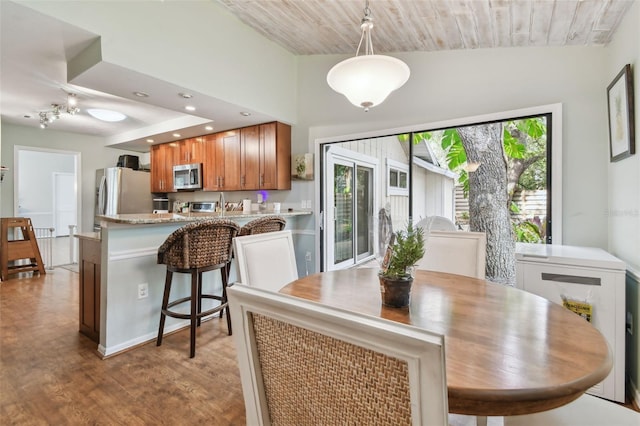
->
[98, 320, 189, 357]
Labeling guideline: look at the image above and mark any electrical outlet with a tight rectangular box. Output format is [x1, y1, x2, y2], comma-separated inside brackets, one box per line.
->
[306, 200, 312, 209]
[138, 283, 149, 299]
[301, 200, 307, 209]
[305, 251, 312, 262]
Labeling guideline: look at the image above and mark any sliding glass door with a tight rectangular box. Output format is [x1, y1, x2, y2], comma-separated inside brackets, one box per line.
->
[325, 146, 377, 270]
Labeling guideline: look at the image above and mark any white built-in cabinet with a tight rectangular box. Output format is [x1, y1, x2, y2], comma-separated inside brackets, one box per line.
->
[515, 243, 626, 403]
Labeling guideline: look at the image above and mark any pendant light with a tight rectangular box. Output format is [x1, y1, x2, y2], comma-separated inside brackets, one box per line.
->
[326, 0, 410, 112]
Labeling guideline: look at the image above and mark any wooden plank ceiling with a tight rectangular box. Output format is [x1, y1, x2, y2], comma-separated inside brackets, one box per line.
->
[216, 0, 634, 55]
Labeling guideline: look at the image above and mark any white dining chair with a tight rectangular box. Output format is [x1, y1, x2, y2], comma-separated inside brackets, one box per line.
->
[233, 230, 298, 292]
[416, 230, 487, 279]
[504, 393, 640, 425]
[228, 284, 449, 426]
[416, 216, 458, 232]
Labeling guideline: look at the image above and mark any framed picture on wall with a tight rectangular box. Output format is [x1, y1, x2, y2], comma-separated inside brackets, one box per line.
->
[607, 64, 635, 162]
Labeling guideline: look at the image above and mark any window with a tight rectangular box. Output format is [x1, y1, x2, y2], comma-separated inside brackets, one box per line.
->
[387, 159, 409, 196]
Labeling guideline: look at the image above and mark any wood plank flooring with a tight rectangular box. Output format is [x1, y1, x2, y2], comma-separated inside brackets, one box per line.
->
[0, 268, 246, 425]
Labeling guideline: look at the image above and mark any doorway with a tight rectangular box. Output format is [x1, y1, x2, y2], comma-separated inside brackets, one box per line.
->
[324, 145, 377, 271]
[15, 146, 80, 266]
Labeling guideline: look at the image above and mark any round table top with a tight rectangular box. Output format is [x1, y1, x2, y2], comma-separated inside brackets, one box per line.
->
[280, 268, 612, 416]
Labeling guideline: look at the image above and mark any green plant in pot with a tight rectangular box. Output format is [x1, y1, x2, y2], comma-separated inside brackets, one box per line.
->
[379, 222, 425, 308]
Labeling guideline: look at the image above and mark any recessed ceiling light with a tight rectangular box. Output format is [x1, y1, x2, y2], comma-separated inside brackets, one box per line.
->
[87, 109, 127, 122]
[133, 91, 149, 97]
[205, 126, 213, 131]
[185, 105, 196, 111]
[240, 111, 251, 116]
[146, 139, 154, 143]
[173, 133, 181, 138]
[178, 93, 193, 99]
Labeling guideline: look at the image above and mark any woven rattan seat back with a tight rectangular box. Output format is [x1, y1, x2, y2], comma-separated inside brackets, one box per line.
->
[238, 216, 286, 236]
[158, 219, 239, 270]
[229, 285, 449, 426]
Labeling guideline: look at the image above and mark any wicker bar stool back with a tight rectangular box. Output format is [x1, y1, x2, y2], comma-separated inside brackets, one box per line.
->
[156, 219, 240, 358]
[238, 216, 286, 236]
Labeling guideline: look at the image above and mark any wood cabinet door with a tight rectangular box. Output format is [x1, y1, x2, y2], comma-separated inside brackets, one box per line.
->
[202, 134, 218, 191]
[260, 122, 278, 189]
[150, 145, 165, 192]
[241, 125, 261, 189]
[151, 143, 179, 192]
[179, 137, 205, 164]
[216, 131, 241, 191]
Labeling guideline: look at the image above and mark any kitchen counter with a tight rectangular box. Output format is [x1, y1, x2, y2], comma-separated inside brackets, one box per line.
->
[91, 209, 313, 357]
[75, 231, 101, 241]
[96, 210, 311, 225]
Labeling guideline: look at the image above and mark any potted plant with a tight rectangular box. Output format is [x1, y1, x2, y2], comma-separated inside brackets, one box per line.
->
[379, 222, 425, 308]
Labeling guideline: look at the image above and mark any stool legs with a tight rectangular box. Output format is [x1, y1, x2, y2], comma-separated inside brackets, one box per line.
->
[189, 270, 198, 358]
[157, 270, 174, 347]
[157, 266, 232, 358]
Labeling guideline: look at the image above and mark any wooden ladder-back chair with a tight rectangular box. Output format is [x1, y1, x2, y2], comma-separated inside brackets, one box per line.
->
[228, 284, 449, 426]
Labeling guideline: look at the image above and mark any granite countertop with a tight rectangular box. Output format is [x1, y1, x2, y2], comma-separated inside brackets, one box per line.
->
[96, 210, 312, 225]
[75, 231, 101, 241]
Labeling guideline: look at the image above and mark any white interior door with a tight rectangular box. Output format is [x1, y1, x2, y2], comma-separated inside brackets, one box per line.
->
[53, 172, 76, 237]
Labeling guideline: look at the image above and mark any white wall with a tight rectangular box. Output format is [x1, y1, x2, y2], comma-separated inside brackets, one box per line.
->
[605, 1, 640, 273]
[1, 123, 143, 232]
[296, 46, 610, 249]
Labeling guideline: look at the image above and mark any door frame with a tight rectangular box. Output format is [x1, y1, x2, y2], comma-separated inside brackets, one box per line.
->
[323, 145, 379, 271]
[14, 146, 81, 234]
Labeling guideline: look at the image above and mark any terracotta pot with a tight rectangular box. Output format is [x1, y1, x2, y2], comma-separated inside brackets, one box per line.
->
[378, 273, 413, 308]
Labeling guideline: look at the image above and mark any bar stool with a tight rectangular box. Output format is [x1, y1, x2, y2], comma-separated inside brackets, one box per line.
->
[156, 219, 239, 358]
[238, 215, 286, 236]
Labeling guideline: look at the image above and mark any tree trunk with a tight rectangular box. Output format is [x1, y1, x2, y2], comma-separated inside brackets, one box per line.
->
[458, 124, 516, 286]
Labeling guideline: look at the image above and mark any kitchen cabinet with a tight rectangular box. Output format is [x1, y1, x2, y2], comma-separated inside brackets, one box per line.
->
[204, 130, 241, 191]
[152, 122, 290, 192]
[515, 243, 626, 403]
[241, 122, 291, 190]
[177, 136, 205, 165]
[151, 142, 179, 192]
[78, 234, 101, 343]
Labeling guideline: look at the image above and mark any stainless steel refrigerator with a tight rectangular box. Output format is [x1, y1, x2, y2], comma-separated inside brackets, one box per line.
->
[94, 167, 152, 229]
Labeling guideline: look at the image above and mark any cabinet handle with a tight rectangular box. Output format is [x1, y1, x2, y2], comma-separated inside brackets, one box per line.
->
[541, 273, 601, 286]
[241, 176, 245, 186]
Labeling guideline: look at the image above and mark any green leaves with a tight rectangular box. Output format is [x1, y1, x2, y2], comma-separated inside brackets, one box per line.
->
[383, 222, 425, 279]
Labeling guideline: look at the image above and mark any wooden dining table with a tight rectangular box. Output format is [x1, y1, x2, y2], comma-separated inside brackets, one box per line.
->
[280, 268, 613, 416]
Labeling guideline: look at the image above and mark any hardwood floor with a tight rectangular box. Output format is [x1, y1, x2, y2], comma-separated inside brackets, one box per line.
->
[2, 268, 637, 425]
[0, 268, 246, 425]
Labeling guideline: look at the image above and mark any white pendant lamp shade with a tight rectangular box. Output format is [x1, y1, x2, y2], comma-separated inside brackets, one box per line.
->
[327, 54, 410, 111]
[326, 1, 410, 112]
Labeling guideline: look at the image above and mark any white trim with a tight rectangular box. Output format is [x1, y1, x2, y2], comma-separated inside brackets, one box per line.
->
[386, 158, 409, 196]
[108, 247, 157, 261]
[99, 320, 189, 357]
[412, 156, 458, 179]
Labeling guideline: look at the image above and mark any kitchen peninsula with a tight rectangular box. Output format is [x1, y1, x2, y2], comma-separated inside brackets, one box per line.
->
[90, 210, 310, 357]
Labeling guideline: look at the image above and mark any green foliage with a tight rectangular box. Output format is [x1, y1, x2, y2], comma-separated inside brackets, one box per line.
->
[513, 220, 543, 243]
[382, 222, 425, 279]
[503, 128, 526, 158]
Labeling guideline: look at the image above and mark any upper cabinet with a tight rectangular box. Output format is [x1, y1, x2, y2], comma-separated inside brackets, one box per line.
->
[177, 137, 205, 165]
[152, 122, 290, 193]
[241, 122, 291, 190]
[203, 130, 241, 191]
[150, 143, 179, 193]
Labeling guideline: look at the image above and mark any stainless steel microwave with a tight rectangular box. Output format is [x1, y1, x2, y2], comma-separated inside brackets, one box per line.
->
[173, 163, 202, 190]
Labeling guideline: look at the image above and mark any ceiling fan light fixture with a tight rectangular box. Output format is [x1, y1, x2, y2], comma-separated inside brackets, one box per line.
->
[326, 0, 410, 112]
